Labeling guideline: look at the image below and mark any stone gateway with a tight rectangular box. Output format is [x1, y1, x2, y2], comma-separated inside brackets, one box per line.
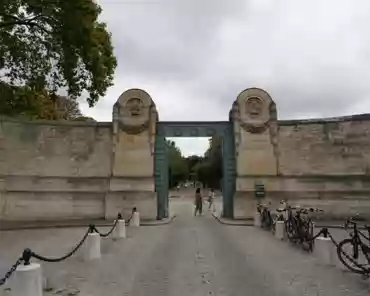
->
[1, 87, 370, 222]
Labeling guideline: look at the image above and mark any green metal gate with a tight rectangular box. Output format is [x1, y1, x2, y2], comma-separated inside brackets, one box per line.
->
[155, 122, 236, 219]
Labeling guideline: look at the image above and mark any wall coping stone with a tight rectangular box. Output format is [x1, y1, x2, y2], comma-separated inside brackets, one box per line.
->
[278, 113, 370, 126]
[0, 116, 111, 127]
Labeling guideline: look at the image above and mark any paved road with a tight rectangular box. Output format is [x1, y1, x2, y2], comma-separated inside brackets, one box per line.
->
[1, 199, 370, 295]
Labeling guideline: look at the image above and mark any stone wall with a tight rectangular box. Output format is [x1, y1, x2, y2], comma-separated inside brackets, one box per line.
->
[0, 117, 112, 221]
[2, 86, 370, 222]
[278, 114, 370, 175]
[234, 112, 370, 220]
[0, 89, 159, 223]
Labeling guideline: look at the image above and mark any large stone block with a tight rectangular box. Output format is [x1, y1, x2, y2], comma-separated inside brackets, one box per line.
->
[0, 119, 112, 177]
[105, 191, 157, 220]
[109, 177, 154, 191]
[278, 115, 370, 175]
[3, 176, 109, 192]
[0, 191, 105, 221]
[230, 88, 278, 176]
[112, 89, 157, 178]
[112, 131, 154, 177]
[234, 175, 370, 219]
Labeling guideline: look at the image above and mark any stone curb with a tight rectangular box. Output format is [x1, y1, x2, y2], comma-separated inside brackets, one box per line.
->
[140, 215, 177, 226]
[212, 213, 253, 226]
[0, 215, 176, 231]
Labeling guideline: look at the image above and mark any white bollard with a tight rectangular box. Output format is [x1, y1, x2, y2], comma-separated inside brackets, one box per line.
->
[275, 221, 285, 240]
[12, 263, 42, 296]
[84, 232, 101, 261]
[253, 212, 261, 227]
[113, 219, 126, 239]
[130, 212, 140, 227]
[315, 236, 336, 266]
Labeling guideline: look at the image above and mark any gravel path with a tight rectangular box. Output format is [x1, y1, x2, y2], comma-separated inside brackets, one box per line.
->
[0, 199, 370, 295]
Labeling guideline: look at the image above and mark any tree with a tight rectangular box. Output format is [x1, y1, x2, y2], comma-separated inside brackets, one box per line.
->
[166, 140, 188, 188]
[0, 81, 93, 120]
[203, 136, 223, 189]
[72, 116, 96, 122]
[0, 0, 117, 106]
[54, 96, 82, 120]
[187, 136, 223, 189]
[0, 81, 57, 119]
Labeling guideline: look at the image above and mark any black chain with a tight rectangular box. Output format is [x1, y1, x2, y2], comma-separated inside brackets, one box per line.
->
[326, 230, 370, 272]
[93, 218, 119, 237]
[0, 213, 123, 284]
[30, 226, 91, 263]
[126, 208, 136, 225]
[305, 228, 326, 242]
[0, 257, 23, 286]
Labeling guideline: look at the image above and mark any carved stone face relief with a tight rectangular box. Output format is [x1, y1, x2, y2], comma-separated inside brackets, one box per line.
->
[125, 98, 143, 117]
[245, 97, 263, 119]
[233, 88, 276, 134]
[113, 89, 158, 135]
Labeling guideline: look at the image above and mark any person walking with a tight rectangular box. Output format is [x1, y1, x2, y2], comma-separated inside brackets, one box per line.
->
[208, 188, 215, 212]
[194, 187, 203, 216]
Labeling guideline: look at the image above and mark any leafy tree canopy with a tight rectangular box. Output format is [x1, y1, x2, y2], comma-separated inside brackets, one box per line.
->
[187, 136, 223, 189]
[166, 140, 188, 187]
[0, 0, 117, 106]
[166, 137, 223, 190]
[0, 81, 93, 121]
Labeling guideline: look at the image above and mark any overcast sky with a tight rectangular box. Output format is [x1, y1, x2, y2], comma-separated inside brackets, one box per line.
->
[81, 0, 370, 156]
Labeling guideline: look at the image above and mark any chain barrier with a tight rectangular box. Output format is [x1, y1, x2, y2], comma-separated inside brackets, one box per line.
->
[92, 215, 120, 238]
[326, 229, 370, 273]
[0, 213, 125, 285]
[30, 225, 92, 263]
[0, 257, 23, 286]
[305, 227, 328, 242]
[125, 207, 137, 226]
[286, 224, 370, 273]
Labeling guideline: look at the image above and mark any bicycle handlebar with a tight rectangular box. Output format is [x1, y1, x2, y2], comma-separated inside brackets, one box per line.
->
[276, 207, 324, 213]
[298, 207, 324, 213]
[345, 218, 358, 228]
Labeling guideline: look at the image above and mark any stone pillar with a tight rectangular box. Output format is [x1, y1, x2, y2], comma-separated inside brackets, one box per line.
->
[105, 89, 158, 220]
[230, 88, 279, 219]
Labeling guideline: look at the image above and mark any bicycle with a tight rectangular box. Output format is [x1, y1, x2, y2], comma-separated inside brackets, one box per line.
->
[257, 203, 273, 231]
[336, 218, 370, 275]
[282, 206, 323, 252]
[270, 202, 287, 235]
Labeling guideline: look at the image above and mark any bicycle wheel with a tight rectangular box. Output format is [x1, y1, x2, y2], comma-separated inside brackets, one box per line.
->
[261, 211, 267, 229]
[266, 212, 273, 231]
[337, 239, 370, 274]
[285, 220, 296, 241]
[271, 220, 276, 235]
[307, 220, 315, 251]
[301, 220, 314, 252]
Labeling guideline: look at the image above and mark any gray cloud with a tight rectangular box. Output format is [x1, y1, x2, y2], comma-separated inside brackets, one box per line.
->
[84, 0, 370, 154]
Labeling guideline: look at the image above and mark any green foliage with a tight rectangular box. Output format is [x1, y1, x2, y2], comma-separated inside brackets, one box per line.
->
[0, 81, 90, 120]
[0, 81, 56, 119]
[166, 140, 188, 187]
[190, 136, 223, 189]
[72, 116, 96, 122]
[166, 137, 223, 189]
[0, 0, 117, 106]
